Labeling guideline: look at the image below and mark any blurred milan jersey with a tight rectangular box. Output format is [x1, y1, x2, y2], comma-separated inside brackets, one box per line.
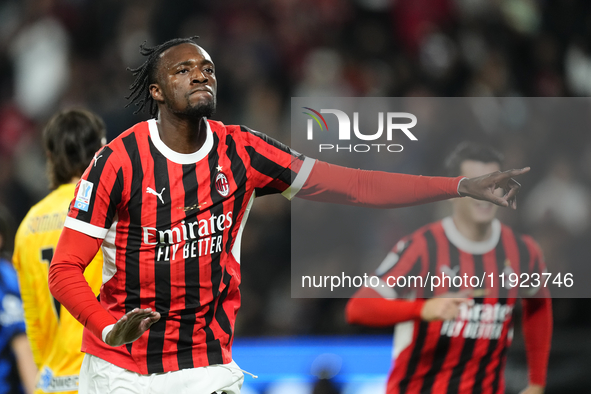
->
[64, 119, 314, 374]
[376, 218, 547, 394]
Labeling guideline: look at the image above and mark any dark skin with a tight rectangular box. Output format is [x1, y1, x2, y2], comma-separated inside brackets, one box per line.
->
[457, 167, 529, 209]
[150, 43, 216, 154]
[105, 42, 529, 347]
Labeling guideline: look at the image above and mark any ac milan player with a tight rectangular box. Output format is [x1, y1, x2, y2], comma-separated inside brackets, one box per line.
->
[48, 37, 530, 394]
[346, 143, 552, 394]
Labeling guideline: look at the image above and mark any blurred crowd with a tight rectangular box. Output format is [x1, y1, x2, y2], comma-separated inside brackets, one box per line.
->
[0, 0, 589, 351]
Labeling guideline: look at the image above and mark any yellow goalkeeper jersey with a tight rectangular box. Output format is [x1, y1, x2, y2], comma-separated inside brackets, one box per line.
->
[13, 183, 103, 394]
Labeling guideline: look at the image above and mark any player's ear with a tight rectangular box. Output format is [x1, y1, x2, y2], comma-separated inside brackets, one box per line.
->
[149, 83, 165, 104]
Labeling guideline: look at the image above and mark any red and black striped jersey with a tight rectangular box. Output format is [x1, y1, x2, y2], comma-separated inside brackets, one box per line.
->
[64, 119, 315, 374]
[373, 217, 548, 394]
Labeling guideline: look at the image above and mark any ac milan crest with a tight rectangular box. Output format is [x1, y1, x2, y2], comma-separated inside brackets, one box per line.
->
[215, 172, 230, 197]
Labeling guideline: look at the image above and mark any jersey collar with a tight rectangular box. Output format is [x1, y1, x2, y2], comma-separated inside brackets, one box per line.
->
[147, 118, 213, 164]
[441, 216, 501, 254]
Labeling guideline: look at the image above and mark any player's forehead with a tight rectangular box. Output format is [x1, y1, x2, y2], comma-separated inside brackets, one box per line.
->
[460, 160, 500, 178]
[158, 43, 214, 69]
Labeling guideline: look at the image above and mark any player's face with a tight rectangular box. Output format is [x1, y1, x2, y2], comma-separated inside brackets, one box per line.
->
[151, 43, 217, 119]
[454, 160, 501, 224]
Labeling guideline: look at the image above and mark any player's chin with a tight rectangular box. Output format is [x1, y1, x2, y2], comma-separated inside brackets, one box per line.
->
[198, 96, 216, 108]
[470, 205, 497, 222]
[184, 101, 216, 119]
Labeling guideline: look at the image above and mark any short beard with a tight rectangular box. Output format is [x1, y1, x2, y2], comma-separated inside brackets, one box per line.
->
[181, 98, 216, 119]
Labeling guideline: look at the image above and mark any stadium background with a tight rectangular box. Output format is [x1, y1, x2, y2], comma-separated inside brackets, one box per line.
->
[0, 0, 590, 392]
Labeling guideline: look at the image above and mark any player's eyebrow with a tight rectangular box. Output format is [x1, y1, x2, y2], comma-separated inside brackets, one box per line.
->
[170, 59, 215, 69]
[170, 60, 194, 69]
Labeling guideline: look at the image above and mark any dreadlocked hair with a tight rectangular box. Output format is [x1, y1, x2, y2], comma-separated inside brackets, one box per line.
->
[126, 36, 200, 118]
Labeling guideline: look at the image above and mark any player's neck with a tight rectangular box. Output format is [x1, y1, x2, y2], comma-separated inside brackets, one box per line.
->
[156, 114, 208, 154]
[451, 214, 493, 243]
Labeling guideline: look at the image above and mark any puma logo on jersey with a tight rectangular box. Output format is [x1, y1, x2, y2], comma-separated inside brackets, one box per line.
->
[146, 187, 166, 204]
[93, 154, 103, 167]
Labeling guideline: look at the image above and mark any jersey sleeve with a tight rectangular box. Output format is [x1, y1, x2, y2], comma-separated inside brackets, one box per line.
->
[12, 226, 44, 368]
[238, 126, 316, 199]
[48, 228, 116, 340]
[64, 146, 124, 239]
[297, 161, 463, 208]
[518, 236, 552, 385]
[521, 297, 552, 386]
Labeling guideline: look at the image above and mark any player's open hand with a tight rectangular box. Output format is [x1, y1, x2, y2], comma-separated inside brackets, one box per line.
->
[420, 290, 471, 321]
[457, 167, 530, 209]
[105, 308, 161, 347]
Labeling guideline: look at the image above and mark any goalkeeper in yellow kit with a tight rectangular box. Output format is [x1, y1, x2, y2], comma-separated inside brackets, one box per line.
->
[13, 109, 106, 393]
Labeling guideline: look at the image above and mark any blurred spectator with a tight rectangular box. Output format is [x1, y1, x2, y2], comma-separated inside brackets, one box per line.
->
[9, 12, 69, 120]
[524, 156, 591, 236]
[294, 48, 354, 97]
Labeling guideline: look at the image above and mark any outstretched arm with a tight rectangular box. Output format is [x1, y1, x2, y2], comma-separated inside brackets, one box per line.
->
[346, 287, 470, 326]
[297, 161, 529, 209]
[48, 228, 159, 346]
[346, 287, 425, 326]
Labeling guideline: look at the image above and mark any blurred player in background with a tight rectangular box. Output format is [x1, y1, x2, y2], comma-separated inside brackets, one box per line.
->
[13, 109, 106, 393]
[346, 142, 553, 394]
[47, 38, 529, 394]
[0, 207, 36, 394]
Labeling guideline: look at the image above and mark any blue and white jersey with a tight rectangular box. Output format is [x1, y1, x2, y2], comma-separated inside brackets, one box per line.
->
[0, 257, 26, 394]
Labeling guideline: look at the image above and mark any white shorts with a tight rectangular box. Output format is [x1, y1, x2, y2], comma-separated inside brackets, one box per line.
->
[78, 353, 244, 394]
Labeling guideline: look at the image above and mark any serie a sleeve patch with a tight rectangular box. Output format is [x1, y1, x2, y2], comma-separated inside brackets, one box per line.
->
[74, 180, 94, 212]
